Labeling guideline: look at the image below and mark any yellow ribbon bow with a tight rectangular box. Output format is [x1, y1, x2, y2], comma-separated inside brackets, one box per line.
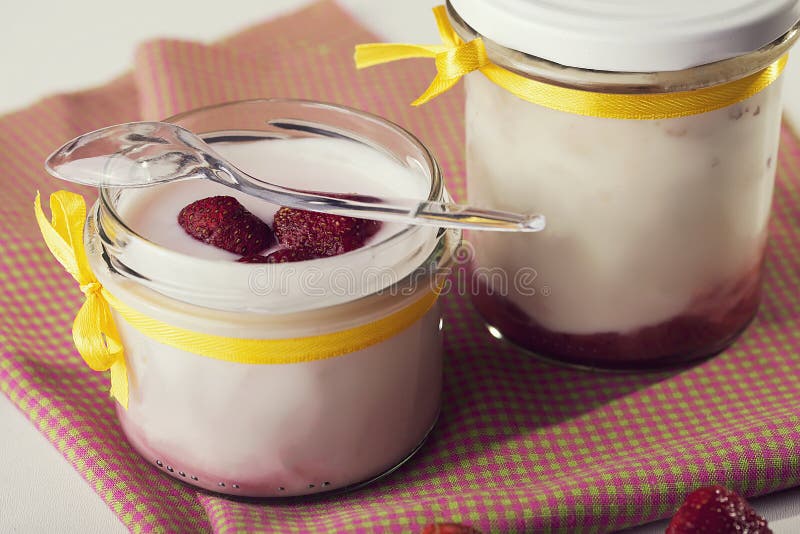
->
[34, 191, 129, 408]
[355, 6, 788, 119]
[355, 5, 483, 106]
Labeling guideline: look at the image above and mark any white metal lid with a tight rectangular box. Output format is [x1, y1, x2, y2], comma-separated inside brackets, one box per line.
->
[448, 0, 800, 72]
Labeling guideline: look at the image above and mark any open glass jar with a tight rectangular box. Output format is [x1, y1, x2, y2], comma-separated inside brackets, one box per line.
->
[83, 100, 459, 497]
[444, 0, 800, 369]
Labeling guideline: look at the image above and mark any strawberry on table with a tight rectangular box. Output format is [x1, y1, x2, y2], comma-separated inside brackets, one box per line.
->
[178, 196, 274, 256]
[666, 485, 771, 534]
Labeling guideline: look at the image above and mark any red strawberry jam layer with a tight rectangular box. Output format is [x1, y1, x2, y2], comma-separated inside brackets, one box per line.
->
[471, 260, 764, 369]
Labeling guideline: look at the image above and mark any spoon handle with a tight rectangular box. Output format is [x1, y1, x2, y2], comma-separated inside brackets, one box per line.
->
[389, 200, 546, 232]
[216, 165, 546, 233]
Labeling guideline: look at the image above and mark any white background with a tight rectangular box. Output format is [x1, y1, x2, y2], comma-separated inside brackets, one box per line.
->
[1, 1, 799, 532]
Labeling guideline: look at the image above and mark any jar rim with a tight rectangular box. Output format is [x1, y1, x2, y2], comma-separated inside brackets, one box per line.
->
[447, 1, 800, 94]
[93, 99, 456, 314]
[101, 98, 444, 247]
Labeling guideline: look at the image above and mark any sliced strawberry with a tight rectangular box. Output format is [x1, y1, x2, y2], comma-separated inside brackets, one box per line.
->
[272, 198, 381, 258]
[238, 248, 320, 264]
[178, 196, 274, 256]
[667, 485, 771, 534]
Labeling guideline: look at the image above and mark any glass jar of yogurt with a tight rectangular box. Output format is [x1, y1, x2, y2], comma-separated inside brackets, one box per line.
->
[443, 0, 800, 369]
[82, 99, 459, 497]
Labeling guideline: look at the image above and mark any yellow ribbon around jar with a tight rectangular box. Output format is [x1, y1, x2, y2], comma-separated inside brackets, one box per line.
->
[34, 191, 440, 410]
[355, 6, 788, 120]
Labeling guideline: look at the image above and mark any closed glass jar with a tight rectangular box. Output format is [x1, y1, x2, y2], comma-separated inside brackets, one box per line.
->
[85, 100, 459, 497]
[448, 0, 800, 369]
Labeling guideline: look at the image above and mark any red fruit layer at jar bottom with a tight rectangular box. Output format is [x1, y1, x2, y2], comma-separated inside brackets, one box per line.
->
[471, 261, 764, 370]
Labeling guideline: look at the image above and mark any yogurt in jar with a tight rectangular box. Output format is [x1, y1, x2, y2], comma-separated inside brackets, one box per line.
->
[433, 0, 800, 369]
[354, 1, 798, 368]
[467, 74, 782, 368]
[81, 101, 458, 497]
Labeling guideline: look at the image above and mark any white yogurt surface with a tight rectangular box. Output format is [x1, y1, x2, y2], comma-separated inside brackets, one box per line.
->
[119, 137, 428, 261]
[101, 136, 441, 313]
[466, 73, 783, 335]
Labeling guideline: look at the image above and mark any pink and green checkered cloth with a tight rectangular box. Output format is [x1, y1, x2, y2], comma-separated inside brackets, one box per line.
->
[2, 2, 799, 532]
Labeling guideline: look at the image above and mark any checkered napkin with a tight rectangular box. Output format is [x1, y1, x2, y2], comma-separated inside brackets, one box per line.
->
[2, 1, 800, 532]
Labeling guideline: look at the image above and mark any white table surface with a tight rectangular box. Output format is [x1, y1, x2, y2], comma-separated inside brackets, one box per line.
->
[1, 2, 799, 532]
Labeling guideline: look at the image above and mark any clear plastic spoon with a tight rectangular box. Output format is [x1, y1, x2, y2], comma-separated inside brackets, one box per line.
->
[45, 121, 546, 232]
